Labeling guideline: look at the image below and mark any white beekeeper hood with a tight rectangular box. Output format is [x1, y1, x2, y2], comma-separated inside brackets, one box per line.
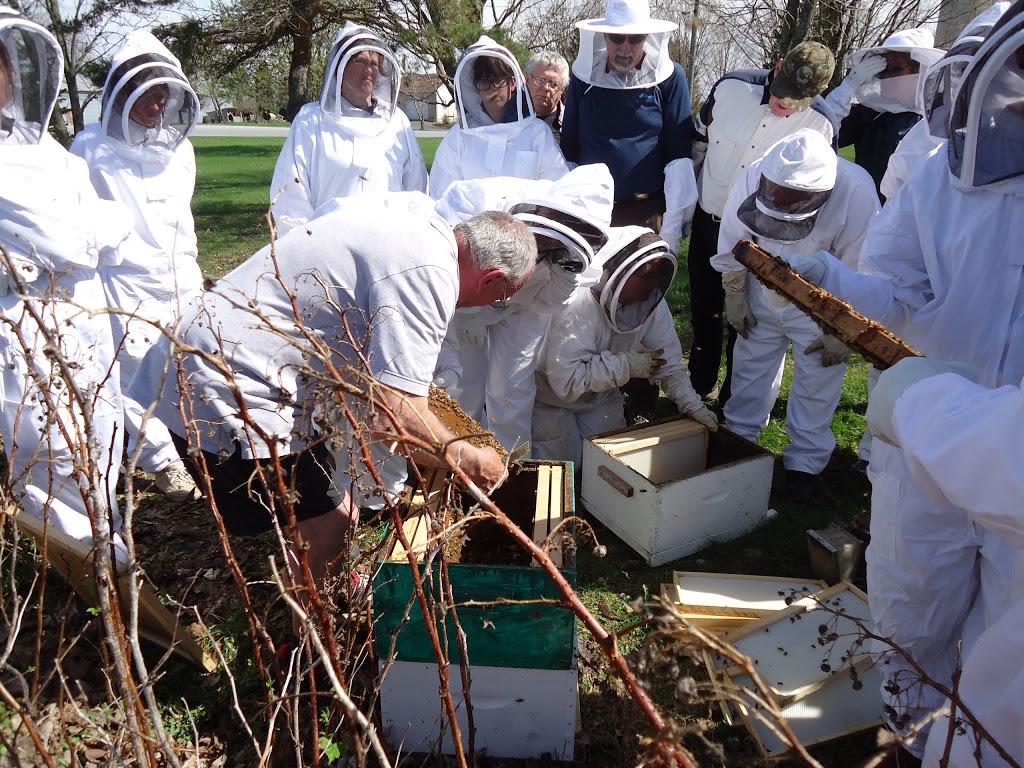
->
[452, 35, 534, 132]
[947, 0, 1024, 189]
[101, 30, 198, 157]
[0, 9, 62, 145]
[920, 3, 1011, 138]
[591, 226, 676, 333]
[572, 0, 676, 89]
[847, 27, 946, 114]
[509, 164, 613, 274]
[736, 128, 837, 243]
[320, 22, 402, 134]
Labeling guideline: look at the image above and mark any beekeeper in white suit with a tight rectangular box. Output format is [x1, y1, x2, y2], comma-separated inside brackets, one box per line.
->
[534, 228, 717, 468]
[431, 164, 614, 454]
[866, 358, 1024, 768]
[881, 3, 1010, 200]
[71, 30, 202, 503]
[780, 5, 1024, 753]
[428, 35, 569, 199]
[712, 128, 879, 501]
[270, 22, 426, 236]
[0, 10, 132, 559]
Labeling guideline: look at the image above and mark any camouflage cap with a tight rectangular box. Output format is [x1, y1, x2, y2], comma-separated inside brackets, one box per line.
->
[769, 41, 836, 111]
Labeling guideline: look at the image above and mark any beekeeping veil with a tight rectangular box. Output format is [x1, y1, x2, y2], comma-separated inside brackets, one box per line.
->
[319, 22, 401, 137]
[0, 9, 62, 145]
[947, 0, 1024, 189]
[592, 227, 676, 334]
[453, 36, 534, 131]
[920, 4, 1010, 139]
[101, 30, 198, 156]
[736, 129, 837, 244]
[572, 0, 677, 89]
[846, 28, 945, 114]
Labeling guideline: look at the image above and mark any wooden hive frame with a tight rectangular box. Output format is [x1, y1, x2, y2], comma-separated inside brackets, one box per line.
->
[10, 506, 216, 671]
[733, 239, 920, 370]
[660, 572, 827, 634]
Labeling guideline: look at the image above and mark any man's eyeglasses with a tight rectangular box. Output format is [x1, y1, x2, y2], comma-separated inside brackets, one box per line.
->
[474, 77, 510, 92]
[530, 75, 562, 91]
[490, 277, 510, 309]
[606, 34, 646, 45]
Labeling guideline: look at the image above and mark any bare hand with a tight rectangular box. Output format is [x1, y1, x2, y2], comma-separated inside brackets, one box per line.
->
[457, 444, 508, 492]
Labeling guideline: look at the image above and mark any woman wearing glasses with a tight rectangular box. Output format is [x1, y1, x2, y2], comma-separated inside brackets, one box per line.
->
[270, 22, 427, 237]
[427, 35, 569, 199]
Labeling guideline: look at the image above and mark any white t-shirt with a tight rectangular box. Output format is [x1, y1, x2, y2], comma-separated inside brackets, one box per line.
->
[136, 204, 459, 458]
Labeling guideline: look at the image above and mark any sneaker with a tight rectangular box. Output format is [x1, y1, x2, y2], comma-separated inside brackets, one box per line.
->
[153, 459, 201, 503]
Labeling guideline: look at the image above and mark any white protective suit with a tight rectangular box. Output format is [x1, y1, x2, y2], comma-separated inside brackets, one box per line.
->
[70, 30, 202, 475]
[783, 9, 1024, 752]
[270, 23, 426, 235]
[880, 4, 1010, 200]
[432, 164, 614, 454]
[0, 11, 132, 560]
[533, 227, 705, 468]
[877, 372, 1024, 768]
[428, 36, 569, 199]
[712, 129, 879, 475]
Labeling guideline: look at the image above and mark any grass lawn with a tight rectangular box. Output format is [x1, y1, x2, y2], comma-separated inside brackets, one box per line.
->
[189, 136, 875, 765]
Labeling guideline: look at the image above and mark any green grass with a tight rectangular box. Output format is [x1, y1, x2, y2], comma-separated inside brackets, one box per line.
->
[192, 135, 443, 276]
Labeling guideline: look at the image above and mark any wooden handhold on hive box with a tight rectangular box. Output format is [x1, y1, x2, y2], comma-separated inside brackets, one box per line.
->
[374, 461, 578, 760]
[581, 418, 775, 566]
[704, 581, 883, 757]
[10, 506, 216, 671]
[660, 571, 827, 634]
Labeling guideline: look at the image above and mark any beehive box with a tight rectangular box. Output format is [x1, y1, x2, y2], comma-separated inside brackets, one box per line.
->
[581, 418, 775, 566]
[379, 660, 578, 760]
[374, 462, 578, 759]
[704, 582, 883, 756]
[373, 461, 576, 670]
[660, 572, 827, 634]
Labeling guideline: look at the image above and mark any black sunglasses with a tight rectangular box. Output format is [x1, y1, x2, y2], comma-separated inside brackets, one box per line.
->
[606, 34, 646, 45]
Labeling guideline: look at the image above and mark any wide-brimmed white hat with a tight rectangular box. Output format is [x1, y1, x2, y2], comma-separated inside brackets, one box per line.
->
[848, 27, 945, 69]
[576, 0, 677, 35]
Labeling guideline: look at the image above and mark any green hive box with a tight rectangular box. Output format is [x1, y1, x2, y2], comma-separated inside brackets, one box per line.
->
[372, 461, 577, 670]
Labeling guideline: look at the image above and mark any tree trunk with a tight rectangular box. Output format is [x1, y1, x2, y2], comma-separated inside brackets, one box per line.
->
[284, 0, 319, 119]
[936, 0, 984, 48]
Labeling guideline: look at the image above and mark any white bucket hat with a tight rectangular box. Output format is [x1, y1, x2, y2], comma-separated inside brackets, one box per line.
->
[576, 0, 677, 35]
[848, 27, 946, 70]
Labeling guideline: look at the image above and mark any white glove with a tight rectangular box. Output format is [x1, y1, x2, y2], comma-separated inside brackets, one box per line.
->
[721, 270, 756, 339]
[866, 357, 977, 446]
[846, 56, 887, 90]
[804, 334, 851, 367]
[432, 368, 461, 392]
[624, 348, 666, 379]
[456, 315, 488, 348]
[683, 403, 719, 431]
[661, 157, 697, 255]
[780, 250, 832, 286]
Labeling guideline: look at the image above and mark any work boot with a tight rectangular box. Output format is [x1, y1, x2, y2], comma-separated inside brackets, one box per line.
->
[153, 459, 200, 503]
[785, 470, 819, 502]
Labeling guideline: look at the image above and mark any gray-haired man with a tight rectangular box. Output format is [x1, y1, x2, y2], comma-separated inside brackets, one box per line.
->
[525, 50, 569, 143]
[131, 196, 536, 600]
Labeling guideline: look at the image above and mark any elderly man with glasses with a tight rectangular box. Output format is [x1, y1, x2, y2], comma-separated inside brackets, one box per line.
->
[525, 51, 569, 143]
